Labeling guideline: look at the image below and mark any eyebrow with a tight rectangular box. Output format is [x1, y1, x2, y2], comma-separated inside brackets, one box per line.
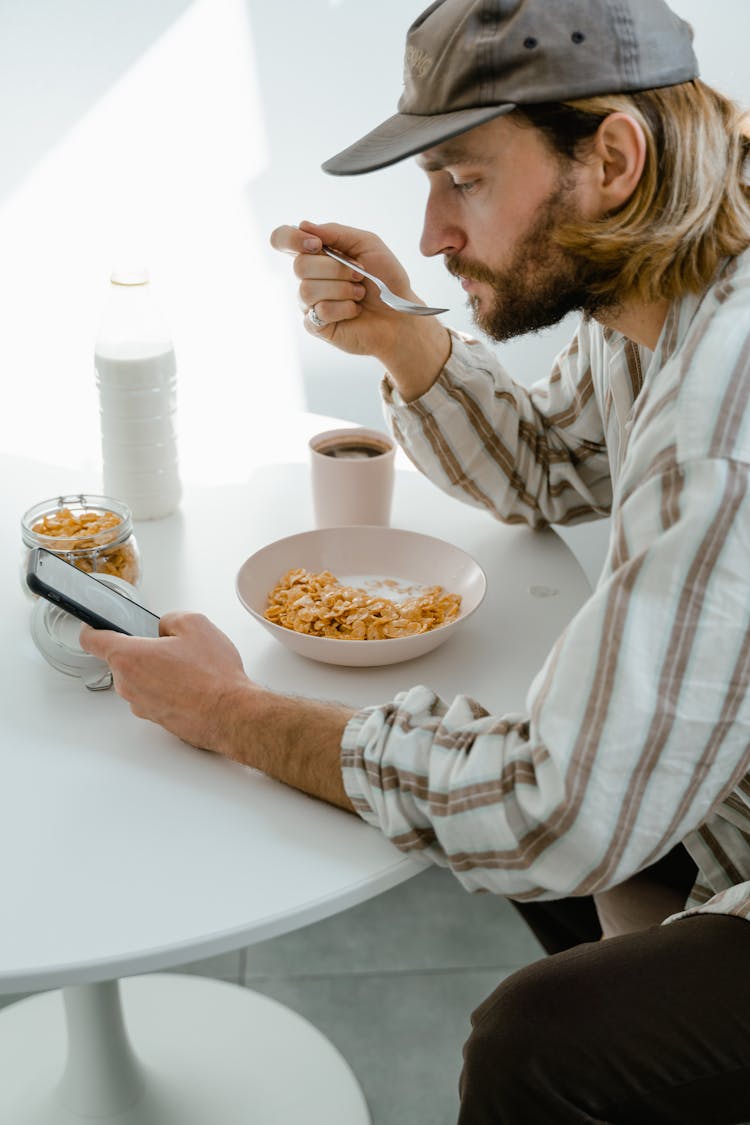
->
[416, 145, 495, 172]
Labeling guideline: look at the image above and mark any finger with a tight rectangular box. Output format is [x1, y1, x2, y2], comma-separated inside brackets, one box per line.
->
[158, 610, 205, 637]
[293, 254, 363, 284]
[299, 280, 367, 308]
[269, 224, 322, 256]
[305, 300, 362, 334]
[79, 623, 99, 653]
[298, 219, 376, 259]
[157, 610, 184, 636]
[79, 624, 127, 659]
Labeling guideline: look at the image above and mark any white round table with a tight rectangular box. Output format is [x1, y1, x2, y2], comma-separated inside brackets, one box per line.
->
[0, 417, 591, 1123]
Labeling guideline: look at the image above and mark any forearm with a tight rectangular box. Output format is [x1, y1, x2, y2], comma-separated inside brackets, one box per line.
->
[383, 329, 612, 527]
[218, 682, 357, 813]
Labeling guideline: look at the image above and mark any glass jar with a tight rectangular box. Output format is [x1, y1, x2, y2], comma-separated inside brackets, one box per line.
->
[21, 493, 142, 594]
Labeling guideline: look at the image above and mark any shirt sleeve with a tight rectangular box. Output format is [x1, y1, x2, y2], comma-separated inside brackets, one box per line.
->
[341, 456, 750, 901]
[382, 323, 613, 529]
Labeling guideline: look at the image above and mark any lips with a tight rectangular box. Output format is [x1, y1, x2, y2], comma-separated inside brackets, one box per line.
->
[445, 258, 485, 291]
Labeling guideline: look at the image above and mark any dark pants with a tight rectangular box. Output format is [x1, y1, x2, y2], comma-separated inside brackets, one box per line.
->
[458, 847, 750, 1124]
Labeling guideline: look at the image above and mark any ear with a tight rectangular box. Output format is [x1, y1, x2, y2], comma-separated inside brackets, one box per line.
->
[588, 112, 647, 213]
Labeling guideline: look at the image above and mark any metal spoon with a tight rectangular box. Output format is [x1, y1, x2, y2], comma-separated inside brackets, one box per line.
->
[322, 246, 448, 317]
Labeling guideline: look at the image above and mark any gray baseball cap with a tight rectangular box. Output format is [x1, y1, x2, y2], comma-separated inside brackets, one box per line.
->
[322, 0, 699, 175]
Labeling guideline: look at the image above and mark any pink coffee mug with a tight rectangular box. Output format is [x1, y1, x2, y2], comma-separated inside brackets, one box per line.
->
[309, 428, 396, 527]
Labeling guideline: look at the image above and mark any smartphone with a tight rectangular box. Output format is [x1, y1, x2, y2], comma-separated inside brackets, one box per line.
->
[26, 547, 161, 638]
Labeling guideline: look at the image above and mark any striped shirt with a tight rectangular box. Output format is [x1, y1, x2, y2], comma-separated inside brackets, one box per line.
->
[340, 251, 750, 925]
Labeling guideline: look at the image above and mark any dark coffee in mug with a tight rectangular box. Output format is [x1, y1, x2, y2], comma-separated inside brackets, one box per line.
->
[315, 437, 391, 460]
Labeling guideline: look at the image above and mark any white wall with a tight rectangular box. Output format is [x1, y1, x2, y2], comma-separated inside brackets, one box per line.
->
[2, 0, 750, 485]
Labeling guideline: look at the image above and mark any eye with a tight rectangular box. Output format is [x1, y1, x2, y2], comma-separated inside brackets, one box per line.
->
[451, 178, 479, 194]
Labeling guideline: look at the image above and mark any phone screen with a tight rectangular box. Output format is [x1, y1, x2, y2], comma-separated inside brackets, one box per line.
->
[27, 548, 161, 638]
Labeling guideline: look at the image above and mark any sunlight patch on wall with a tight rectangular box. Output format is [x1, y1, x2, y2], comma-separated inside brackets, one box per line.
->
[0, 0, 303, 484]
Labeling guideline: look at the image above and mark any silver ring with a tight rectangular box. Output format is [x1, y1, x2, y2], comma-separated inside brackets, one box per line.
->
[307, 305, 325, 329]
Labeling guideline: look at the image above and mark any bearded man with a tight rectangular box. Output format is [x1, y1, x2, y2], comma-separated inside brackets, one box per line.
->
[83, 1, 750, 1119]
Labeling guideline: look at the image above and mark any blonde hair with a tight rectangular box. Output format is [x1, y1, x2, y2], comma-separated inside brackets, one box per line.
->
[517, 81, 750, 304]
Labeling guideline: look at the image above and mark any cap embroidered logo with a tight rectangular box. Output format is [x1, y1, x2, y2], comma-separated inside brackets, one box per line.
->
[405, 44, 434, 79]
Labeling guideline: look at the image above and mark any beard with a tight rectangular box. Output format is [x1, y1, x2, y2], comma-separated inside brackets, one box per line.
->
[445, 176, 614, 343]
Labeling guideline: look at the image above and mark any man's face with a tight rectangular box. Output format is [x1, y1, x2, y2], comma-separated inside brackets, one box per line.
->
[417, 115, 608, 341]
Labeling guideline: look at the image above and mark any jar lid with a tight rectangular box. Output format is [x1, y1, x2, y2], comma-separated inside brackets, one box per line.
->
[21, 493, 134, 551]
[30, 574, 139, 691]
[110, 267, 150, 286]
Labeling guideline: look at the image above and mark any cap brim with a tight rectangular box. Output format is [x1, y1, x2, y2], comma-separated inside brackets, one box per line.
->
[322, 102, 517, 176]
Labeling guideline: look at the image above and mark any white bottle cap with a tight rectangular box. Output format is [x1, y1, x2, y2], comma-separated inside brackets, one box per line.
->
[110, 267, 150, 286]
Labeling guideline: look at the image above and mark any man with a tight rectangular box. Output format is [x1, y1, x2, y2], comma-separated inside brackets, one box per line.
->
[82, 0, 750, 1120]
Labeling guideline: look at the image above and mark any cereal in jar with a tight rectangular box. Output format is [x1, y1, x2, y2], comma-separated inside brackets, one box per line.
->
[21, 494, 141, 592]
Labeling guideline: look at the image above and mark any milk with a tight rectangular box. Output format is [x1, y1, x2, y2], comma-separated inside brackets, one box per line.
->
[94, 271, 181, 520]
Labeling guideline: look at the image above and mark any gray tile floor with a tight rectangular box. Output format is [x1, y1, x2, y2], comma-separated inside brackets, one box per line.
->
[178, 866, 545, 1125]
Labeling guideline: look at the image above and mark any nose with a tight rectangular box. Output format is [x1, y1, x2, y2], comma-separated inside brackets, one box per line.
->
[420, 185, 466, 259]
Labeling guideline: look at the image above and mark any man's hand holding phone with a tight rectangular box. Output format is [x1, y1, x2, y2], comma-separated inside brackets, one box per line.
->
[25, 553, 354, 808]
[80, 613, 250, 753]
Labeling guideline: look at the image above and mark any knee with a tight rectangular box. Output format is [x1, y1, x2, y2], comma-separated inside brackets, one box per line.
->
[461, 960, 566, 1100]
[467, 962, 561, 1054]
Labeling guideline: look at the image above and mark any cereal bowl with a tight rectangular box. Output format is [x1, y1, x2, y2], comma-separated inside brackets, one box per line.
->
[235, 526, 486, 667]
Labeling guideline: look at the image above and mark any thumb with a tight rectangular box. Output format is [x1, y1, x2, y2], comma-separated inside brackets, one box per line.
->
[79, 624, 119, 658]
[298, 219, 378, 260]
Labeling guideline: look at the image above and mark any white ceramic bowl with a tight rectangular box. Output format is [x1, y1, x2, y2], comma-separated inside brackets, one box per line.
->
[236, 526, 487, 667]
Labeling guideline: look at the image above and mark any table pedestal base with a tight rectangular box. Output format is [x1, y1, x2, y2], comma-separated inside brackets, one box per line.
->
[0, 974, 371, 1124]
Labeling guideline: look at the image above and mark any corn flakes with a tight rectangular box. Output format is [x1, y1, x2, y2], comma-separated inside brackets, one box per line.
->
[31, 507, 139, 585]
[265, 568, 461, 640]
